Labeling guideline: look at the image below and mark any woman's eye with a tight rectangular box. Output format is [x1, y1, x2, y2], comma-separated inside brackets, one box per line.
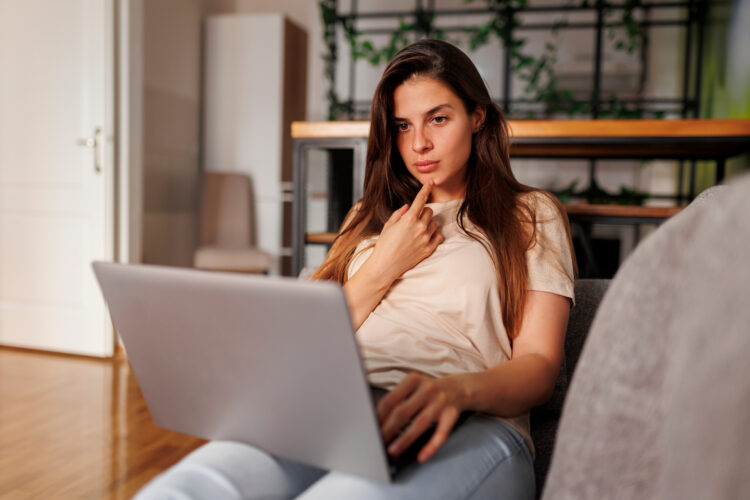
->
[432, 116, 447, 125]
[396, 122, 410, 132]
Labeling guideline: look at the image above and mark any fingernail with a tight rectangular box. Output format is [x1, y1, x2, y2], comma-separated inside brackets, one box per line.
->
[388, 443, 400, 455]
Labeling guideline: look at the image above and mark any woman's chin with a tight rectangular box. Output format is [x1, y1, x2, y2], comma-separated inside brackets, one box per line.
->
[419, 174, 441, 186]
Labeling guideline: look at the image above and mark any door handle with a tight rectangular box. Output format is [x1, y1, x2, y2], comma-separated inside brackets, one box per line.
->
[76, 127, 103, 173]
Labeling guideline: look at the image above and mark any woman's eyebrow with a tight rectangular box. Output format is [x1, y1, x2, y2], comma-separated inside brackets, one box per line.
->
[393, 103, 453, 121]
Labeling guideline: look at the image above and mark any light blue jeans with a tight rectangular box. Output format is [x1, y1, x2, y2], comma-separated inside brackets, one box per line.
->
[134, 415, 535, 500]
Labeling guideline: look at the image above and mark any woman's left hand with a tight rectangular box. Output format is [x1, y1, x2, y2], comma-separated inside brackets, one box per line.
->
[376, 372, 469, 463]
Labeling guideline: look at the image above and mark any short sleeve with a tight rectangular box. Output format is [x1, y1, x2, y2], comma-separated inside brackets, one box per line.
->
[525, 192, 576, 305]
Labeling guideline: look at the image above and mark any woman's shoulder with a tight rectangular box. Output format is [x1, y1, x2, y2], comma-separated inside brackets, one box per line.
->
[517, 189, 565, 223]
[341, 201, 364, 229]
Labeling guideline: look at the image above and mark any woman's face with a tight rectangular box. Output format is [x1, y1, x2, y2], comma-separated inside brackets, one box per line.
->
[392, 75, 484, 203]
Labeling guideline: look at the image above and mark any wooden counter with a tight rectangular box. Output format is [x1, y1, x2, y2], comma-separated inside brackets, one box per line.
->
[292, 119, 750, 159]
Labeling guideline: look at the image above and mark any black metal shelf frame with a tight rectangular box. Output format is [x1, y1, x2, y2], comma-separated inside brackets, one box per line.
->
[326, 0, 708, 121]
[321, 0, 717, 205]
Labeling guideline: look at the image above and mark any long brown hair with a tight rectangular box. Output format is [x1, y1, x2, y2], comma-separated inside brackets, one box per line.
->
[313, 39, 575, 339]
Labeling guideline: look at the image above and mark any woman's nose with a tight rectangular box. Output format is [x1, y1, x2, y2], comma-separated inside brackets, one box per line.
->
[411, 127, 432, 153]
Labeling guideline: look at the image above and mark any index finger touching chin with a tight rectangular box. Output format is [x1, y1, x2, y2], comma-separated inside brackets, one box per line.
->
[407, 180, 434, 217]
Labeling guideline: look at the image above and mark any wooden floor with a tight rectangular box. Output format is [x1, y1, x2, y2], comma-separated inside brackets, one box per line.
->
[0, 347, 206, 499]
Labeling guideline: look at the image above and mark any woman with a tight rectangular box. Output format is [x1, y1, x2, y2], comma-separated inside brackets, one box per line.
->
[137, 39, 575, 500]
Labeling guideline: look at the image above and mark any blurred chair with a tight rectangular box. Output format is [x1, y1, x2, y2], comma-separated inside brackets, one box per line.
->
[194, 172, 271, 274]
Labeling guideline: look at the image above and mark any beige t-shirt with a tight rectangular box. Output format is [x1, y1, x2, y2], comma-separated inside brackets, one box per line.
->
[347, 192, 575, 457]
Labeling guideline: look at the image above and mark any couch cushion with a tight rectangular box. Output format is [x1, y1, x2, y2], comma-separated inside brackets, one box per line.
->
[542, 177, 750, 500]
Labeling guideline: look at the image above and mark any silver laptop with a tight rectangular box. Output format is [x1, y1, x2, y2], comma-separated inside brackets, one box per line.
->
[92, 262, 396, 482]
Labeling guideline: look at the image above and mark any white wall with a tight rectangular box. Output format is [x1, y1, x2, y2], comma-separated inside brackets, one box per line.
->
[140, 0, 204, 267]
[205, 0, 325, 121]
[118, 0, 143, 265]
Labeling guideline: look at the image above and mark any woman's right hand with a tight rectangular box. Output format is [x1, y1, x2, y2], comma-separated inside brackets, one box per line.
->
[342, 181, 444, 330]
[367, 181, 444, 283]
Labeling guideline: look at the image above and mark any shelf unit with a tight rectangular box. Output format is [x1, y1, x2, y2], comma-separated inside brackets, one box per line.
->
[291, 119, 750, 276]
[321, 0, 708, 121]
[320, 0, 719, 208]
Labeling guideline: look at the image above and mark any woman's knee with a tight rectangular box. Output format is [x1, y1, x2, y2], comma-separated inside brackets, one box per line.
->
[134, 441, 326, 500]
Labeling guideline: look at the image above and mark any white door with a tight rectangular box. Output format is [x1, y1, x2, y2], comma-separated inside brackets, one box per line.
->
[0, 0, 115, 357]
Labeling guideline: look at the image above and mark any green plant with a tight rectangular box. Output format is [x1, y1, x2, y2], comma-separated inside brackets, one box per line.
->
[606, 0, 648, 54]
[319, 0, 650, 120]
[341, 11, 448, 66]
[320, 0, 349, 120]
[552, 178, 650, 205]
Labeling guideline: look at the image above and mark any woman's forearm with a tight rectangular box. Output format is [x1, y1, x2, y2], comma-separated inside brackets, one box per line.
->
[451, 353, 559, 418]
[343, 259, 396, 330]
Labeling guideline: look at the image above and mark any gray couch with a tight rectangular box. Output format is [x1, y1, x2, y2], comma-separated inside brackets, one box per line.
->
[530, 278, 610, 494]
[533, 174, 750, 499]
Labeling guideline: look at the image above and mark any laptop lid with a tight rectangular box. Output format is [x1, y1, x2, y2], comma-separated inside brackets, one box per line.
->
[92, 262, 391, 482]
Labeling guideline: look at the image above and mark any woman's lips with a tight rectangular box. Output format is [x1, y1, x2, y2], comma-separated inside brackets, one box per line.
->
[415, 160, 439, 173]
